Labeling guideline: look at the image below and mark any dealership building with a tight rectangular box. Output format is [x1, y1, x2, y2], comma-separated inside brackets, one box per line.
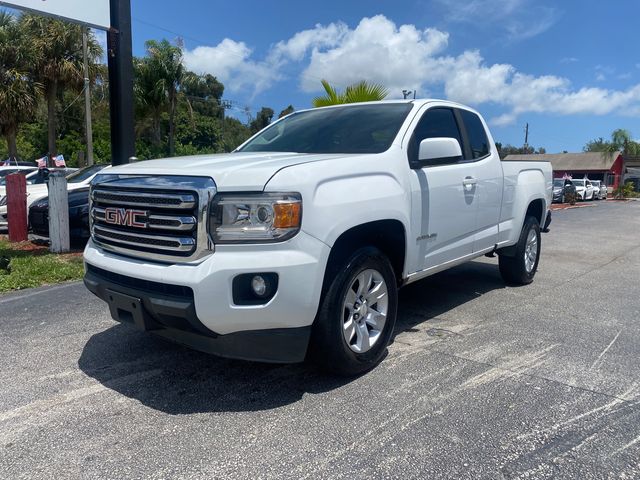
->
[504, 151, 632, 190]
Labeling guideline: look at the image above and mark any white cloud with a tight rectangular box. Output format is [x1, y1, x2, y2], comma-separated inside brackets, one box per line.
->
[183, 39, 279, 95]
[436, 0, 559, 41]
[299, 15, 449, 93]
[268, 22, 349, 63]
[182, 14, 640, 125]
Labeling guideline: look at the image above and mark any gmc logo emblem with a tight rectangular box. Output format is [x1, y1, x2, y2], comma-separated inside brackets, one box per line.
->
[104, 207, 148, 228]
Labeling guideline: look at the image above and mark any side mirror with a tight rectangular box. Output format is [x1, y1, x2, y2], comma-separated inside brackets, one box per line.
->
[411, 137, 463, 169]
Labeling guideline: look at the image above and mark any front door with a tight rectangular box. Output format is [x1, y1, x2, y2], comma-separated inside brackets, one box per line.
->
[410, 107, 478, 270]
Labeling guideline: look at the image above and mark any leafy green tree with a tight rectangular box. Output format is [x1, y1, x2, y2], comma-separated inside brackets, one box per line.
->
[278, 105, 295, 118]
[135, 40, 185, 156]
[19, 14, 101, 156]
[495, 143, 546, 160]
[312, 79, 389, 107]
[249, 107, 274, 133]
[583, 137, 611, 152]
[182, 72, 224, 117]
[0, 12, 41, 159]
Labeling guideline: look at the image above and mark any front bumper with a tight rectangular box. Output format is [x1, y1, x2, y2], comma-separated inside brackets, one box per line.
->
[83, 231, 330, 362]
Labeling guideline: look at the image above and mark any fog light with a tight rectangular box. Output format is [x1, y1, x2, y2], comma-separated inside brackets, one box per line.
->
[251, 275, 267, 297]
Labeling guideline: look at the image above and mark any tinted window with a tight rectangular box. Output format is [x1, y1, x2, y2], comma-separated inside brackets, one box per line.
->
[238, 104, 413, 154]
[413, 108, 462, 146]
[460, 109, 490, 159]
[67, 165, 106, 184]
[409, 108, 462, 163]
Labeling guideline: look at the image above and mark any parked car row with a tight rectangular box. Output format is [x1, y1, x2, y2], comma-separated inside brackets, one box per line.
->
[552, 178, 608, 203]
[0, 165, 106, 241]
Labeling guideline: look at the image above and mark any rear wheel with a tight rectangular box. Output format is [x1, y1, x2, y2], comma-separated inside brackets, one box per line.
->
[309, 247, 398, 376]
[499, 216, 541, 285]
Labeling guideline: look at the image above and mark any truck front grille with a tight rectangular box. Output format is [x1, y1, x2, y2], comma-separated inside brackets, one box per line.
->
[89, 175, 216, 263]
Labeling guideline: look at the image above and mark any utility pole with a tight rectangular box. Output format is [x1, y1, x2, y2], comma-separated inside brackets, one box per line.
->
[82, 27, 94, 166]
[524, 122, 529, 149]
[402, 90, 412, 99]
[107, 0, 135, 165]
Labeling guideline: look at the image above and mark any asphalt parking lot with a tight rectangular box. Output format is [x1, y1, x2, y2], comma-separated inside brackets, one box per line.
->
[1, 201, 639, 479]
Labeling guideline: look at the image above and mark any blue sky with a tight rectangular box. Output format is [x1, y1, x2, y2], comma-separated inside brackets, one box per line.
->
[10, 0, 640, 152]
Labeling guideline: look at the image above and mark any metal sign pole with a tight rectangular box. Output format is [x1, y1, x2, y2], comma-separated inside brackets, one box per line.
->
[107, 0, 135, 166]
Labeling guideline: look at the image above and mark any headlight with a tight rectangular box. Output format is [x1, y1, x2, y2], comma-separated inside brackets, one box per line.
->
[208, 193, 302, 243]
[0, 196, 6, 207]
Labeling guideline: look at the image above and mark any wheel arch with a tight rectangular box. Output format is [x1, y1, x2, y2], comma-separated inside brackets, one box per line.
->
[320, 219, 407, 297]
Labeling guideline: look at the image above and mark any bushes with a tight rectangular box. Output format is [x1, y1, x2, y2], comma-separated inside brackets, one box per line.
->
[613, 181, 639, 199]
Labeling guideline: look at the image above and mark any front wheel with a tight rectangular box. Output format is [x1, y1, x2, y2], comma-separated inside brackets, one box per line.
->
[499, 216, 541, 285]
[309, 247, 398, 376]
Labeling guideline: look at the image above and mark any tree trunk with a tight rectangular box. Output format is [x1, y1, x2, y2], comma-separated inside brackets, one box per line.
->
[152, 112, 161, 149]
[5, 127, 18, 160]
[46, 81, 58, 157]
[168, 90, 176, 157]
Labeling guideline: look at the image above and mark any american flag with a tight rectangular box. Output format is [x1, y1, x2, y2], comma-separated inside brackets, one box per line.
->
[36, 156, 48, 169]
[54, 155, 66, 167]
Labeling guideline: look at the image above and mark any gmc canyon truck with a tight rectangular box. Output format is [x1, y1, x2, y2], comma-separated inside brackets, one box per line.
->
[84, 100, 552, 375]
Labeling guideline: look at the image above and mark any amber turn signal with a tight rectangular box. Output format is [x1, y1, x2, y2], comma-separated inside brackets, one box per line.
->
[273, 202, 301, 229]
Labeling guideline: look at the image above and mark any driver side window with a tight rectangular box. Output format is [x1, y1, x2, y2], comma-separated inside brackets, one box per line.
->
[408, 107, 463, 165]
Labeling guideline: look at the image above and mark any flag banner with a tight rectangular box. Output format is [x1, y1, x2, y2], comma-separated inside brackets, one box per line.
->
[54, 155, 66, 167]
[36, 156, 48, 169]
[2, 158, 11, 167]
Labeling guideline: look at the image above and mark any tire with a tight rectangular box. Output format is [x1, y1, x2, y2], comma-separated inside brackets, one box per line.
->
[499, 216, 541, 285]
[309, 247, 398, 376]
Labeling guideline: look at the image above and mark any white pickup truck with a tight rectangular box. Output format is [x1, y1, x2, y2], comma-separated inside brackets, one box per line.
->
[83, 100, 552, 375]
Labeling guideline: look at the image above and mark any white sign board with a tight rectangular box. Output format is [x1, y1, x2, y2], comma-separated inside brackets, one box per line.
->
[0, 0, 110, 30]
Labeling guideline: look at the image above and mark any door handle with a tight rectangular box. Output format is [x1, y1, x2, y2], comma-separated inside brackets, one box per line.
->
[463, 177, 477, 191]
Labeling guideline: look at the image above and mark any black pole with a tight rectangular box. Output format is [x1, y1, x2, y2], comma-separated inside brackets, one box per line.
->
[107, 0, 135, 165]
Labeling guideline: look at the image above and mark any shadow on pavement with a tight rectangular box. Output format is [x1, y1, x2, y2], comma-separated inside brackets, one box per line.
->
[396, 259, 507, 334]
[78, 260, 507, 415]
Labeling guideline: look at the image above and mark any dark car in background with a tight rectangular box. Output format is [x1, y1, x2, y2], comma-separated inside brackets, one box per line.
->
[29, 188, 91, 243]
[552, 178, 577, 203]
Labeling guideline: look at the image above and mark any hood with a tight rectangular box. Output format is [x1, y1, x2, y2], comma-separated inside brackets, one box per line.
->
[104, 152, 348, 191]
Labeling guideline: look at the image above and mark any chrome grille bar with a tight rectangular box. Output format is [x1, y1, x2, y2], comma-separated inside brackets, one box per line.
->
[93, 225, 196, 253]
[92, 207, 197, 232]
[91, 189, 196, 209]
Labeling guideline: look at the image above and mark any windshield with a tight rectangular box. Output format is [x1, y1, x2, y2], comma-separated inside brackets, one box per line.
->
[66, 164, 106, 184]
[0, 169, 36, 184]
[553, 179, 564, 187]
[572, 180, 585, 186]
[238, 103, 413, 154]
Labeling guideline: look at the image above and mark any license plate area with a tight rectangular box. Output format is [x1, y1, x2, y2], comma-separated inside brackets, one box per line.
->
[106, 289, 155, 330]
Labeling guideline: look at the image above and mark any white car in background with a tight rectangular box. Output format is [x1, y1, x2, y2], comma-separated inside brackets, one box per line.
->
[0, 166, 104, 229]
[591, 180, 607, 199]
[0, 165, 37, 179]
[572, 179, 595, 200]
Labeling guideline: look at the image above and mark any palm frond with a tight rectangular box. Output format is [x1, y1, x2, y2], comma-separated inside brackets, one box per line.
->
[312, 79, 389, 107]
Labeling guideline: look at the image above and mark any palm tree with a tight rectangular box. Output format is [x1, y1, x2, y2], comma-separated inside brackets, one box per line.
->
[19, 14, 101, 156]
[0, 12, 41, 159]
[312, 79, 389, 107]
[135, 40, 184, 156]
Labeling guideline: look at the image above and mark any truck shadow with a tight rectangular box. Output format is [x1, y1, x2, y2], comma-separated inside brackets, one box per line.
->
[78, 259, 507, 415]
[396, 259, 507, 335]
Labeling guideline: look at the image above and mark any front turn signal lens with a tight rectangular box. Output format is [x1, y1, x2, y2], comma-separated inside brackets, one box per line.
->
[273, 202, 301, 229]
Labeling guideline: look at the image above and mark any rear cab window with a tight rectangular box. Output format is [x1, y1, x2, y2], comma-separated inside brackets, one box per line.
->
[458, 109, 490, 160]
